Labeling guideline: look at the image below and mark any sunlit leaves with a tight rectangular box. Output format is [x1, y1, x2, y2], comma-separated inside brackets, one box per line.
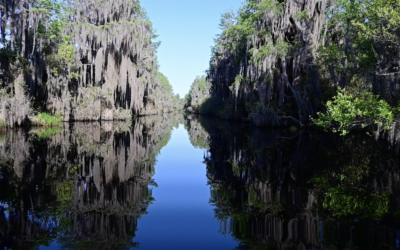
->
[47, 42, 76, 73]
[250, 38, 291, 65]
[312, 88, 394, 135]
[324, 0, 400, 74]
[215, 0, 284, 56]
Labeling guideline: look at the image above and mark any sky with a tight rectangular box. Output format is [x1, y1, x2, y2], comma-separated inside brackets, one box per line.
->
[141, 0, 244, 97]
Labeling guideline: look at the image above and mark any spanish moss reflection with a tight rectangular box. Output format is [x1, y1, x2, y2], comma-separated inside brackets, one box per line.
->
[185, 115, 400, 250]
[2, 113, 400, 249]
[0, 114, 182, 249]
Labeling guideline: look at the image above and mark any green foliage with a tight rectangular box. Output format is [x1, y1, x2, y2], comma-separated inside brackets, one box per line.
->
[317, 45, 347, 72]
[33, 0, 63, 16]
[28, 0, 76, 79]
[0, 87, 13, 100]
[250, 44, 274, 63]
[173, 94, 180, 103]
[196, 137, 207, 149]
[184, 93, 190, 103]
[321, 185, 389, 218]
[48, 42, 76, 69]
[185, 76, 209, 110]
[337, 0, 400, 42]
[211, 0, 285, 60]
[293, 10, 309, 19]
[219, 10, 237, 30]
[207, 0, 400, 128]
[154, 130, 172, 156]
[33, 112, 63, 126]
[67, 164, 80, 175]
[32, 0, 69, 42]
[313, 158, 390, 219]
[319, 0, 400, 86]
[55, 180, 73, 205]
[312, 88, 394, 135]
[157, 72, 173, 93]
[69, 72, 80, 79]
[197, 78, 206, 91]
[185, 75, 209, 111]
[189, 75, 207, 92]
[140, 76, 148, 84]
[250, 38, 291, 64]
[33, 127, 63, 139]
[232, 75, 250, 89]
[255, 0, 284, 14]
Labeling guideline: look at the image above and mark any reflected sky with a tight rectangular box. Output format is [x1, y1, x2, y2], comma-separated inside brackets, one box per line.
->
[135, 125, 237, 249]
[3, 115, 400, 250]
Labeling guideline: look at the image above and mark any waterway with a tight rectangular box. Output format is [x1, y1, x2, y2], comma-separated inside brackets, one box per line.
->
[0, 113, 400, 249]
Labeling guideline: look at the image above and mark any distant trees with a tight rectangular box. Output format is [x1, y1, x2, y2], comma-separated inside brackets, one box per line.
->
[158, 72, 173, 93]
[184, 75, 210, 113]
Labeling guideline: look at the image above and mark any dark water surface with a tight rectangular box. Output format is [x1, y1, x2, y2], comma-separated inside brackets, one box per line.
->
[1, 114, 400, 250]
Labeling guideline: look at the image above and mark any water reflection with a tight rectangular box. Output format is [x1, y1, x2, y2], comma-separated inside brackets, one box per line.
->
[0, 114, 182, 249]
[1, 113, 400, 249]
[185, 115, 400, 250]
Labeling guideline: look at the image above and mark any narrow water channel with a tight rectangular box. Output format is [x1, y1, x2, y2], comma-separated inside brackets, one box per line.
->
[135, 125, 237, 249]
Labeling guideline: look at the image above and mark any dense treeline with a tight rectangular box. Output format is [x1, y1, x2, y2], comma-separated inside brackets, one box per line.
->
[0, 0, 180, 127]
[185, 0, 400, 134]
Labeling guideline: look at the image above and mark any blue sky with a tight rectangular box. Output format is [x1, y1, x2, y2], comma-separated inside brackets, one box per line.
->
[141, 0, 244, 97]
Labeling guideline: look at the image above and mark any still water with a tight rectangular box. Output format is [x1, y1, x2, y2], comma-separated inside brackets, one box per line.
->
[1, 113, 400, 249]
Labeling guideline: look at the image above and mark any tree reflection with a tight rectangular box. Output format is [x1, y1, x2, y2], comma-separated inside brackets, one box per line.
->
[0, 114, 183, 249]
[312, 133, 399, 220]
[185, 115, 400, 250]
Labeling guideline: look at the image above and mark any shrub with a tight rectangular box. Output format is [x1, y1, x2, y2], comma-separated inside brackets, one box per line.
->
[32, 112, 63, 126]
[312, 88, 394, 135]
